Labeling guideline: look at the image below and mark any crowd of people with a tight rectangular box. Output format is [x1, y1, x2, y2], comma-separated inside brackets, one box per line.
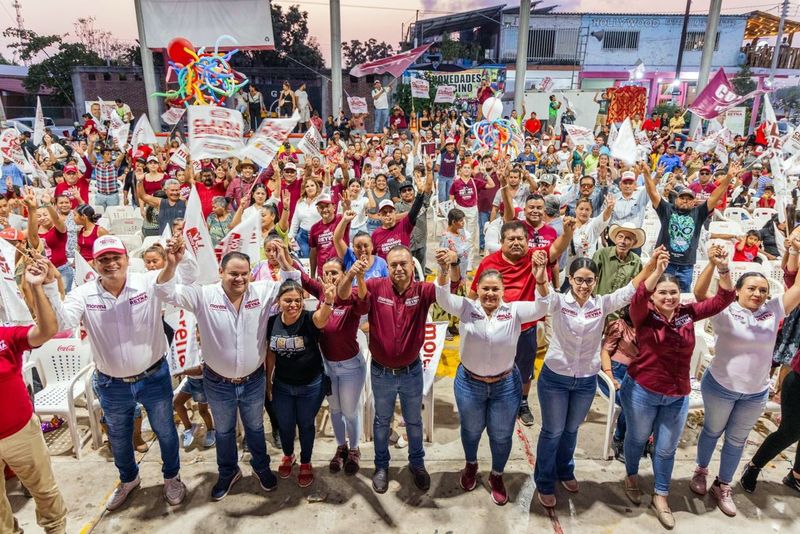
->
[3, 86, 800, 534]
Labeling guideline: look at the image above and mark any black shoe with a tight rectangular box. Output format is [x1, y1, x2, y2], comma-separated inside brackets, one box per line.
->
[740, 463, 760, 494]
[612, 437, 626, 464]
[272, 429, 282, 449]
[409, 465, 431, 491]
[211, 469, 242, 501]
[644, 438, 655, 459]
[518, 401, 534, 427]
[255, 468, 277, 492]
[782, 470, 800, 493]
[372, 468, 389, 494]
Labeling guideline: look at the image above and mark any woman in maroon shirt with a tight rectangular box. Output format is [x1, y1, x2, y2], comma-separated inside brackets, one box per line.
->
[620, 248, 735, 529]
[300, 256, 369, 475]
[23, 189, 72, 292]
[75, 204, 108, 263]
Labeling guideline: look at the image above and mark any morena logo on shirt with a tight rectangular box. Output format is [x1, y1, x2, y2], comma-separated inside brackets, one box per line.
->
[470, 311, 484, 320]
[209, 303, 226, 311]
[755, 311, 774, 321]
[585, 309, 603, 319]
[405, 296, 420, 307]
[561, 308, 577, 317]
[377, 296, 394, 306]
[333, 308, 346, 316]
[673, 315, 692, 327]
[244, 299, 260, 310]
[86, 303, 107, 311]
[496, 312, 512, 321]
[129, 293, 148, 306]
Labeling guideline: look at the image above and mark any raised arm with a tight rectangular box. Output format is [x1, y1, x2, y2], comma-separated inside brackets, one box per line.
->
[135, 169, 161, 209]
[434, 249, 468, 317]
[707, 162, 738, 211]
[549, 216, 576, 264]
[23, 188, 40, 249]
[24, 258, 58, 346]
[644, 164, 664, 208]
[333, 209, 354, 259]
[311, 278, 335, 329]
[694, 244, 727, 302]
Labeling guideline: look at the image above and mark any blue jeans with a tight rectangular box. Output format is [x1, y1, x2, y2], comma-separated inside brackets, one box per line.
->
[478, 211, 491, 251]
[295, 228, 310, 258]
[437, 176, 454, 203]
[673, 132, 688, 151]
[697, 370, 768, 484]
[596, 360, 629, 441]
[95, 192, 120, 209]
[455, 365, 521, 473]
[665, 263, 693, 293]
[534, 364, 597, 494]
[373, 108, 389, 133]
[92, 359, 179, 483]
[203, 367, 271, 478]
[371, 360, 424, 470]
[272, 375, 325, 464]
[58, 263, 73, 294]
[620, 375, 689, 495]
[324, 353, 366, 448]
[515, 325, 538, 384]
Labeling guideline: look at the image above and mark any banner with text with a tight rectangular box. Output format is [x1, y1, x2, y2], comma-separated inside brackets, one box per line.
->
[346, 97, 368, 115]
[240, 111, 300, 168]
[723, 107, 746, 136]
[421, 322, 447, 396]
[165, 307, 200, 375]
[297, 124, 323, 162]
[188, 106, 245, 161]
[563, 124, 596, 148]
[434, 85, 456, 103]
[161, 107, 186, 126]
[410, 78, 430, 98]
[405, 66, 506, 102]
[689, 69, 769, 120]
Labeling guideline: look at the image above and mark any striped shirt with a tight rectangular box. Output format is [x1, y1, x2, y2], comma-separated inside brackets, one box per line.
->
[92, 162, 119, 194]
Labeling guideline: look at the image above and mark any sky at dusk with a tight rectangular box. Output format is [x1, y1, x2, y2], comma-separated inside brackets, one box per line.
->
[0, 0, 789, 65]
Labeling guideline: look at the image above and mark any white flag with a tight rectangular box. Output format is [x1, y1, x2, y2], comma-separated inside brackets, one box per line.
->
[434, 85, 455, 104]
[182, 187, 219, 285]
[691, 123, 703, 144]
[161, 107, 186, 126]
[714, 138, 729, 165]
[74, 254, 98, 287]
[240, 111, 300, 168]
[131, 114, 157, 156]
[784, 126, 800, 155]
[213, 210, 262, 264]
[410, 78, 429, 98]
[297, 125, 322, 163]
[421, 322, 447, 396]
[563, 124, 595, 148]
[0, 129, 32, 175]
[169, 143, 189, 169]
[608, 122, 618, 147]
[188, 106, 245, 161]
[610, 118, 638, 165]
[164, 307, 200, 375]
[109, 121, 130, 152]
[33, 97, 45, 146]
[0, 238, 32, 324]
[346, 97, 368, 115]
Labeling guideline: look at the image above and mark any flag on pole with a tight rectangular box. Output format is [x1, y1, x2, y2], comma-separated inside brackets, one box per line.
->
[74, 254, 98, 287]
[610, 118, 638, 165]
[297, 125, 323, 162]
[33, 97, 45, 146]
[349, 43, 432, 78]
[240, 111, 300, 168]
[131, 114, 157, 156]
[213, 210, 262, 264]
[689, 69, 770, 119]
[0, 238, 32, 324]
[182, 187, 219, 285]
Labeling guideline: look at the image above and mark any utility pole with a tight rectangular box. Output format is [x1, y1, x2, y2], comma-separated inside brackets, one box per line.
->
[330, 0, 343, 118]
[11, 0, 25, 66]
[673, 0, 692, 97]
[689, 0, 722, 134]
[514, 0, 531, 116]
[133, 0, 162, 132]
[769, 0, 790, 86]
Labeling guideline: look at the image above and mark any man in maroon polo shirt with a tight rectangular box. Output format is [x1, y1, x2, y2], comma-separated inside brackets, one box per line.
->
[471, 219, 574, 426]
[337, 245, 458, 494]
[371, 172, 433, 260]
[309, 193, 348, 277]
[0, 257, 67, 534]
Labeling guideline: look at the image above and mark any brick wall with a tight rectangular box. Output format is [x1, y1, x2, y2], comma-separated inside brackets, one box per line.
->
[71, 67, 149, 118]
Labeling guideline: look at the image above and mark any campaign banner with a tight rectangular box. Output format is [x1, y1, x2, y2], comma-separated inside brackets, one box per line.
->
[161, 107, 186, 126]
[421, 322, 447, 396]
[109, 120, 130, 151]
[346, 97, 368, 115]
[434, 85, 456, 103]
[0, 129, 31, 174]
[610, 118, 638, 165]
[723, 107, 746, 136]
[297, 124, 323, 162]
[537, 76, 553, 92]
[213, 210, 262, 264]
[33, 97, 45, 146]
[784, 126, 800, 156]
[74, 254, 98, 287]
[0, 237, 32, 324]
[165, 307, 200, 375]
[169, 143, 190, 169]
[689, 69, 769, 120]
[410, 78, 430, 98]
[130, 114, 157, 156]
[188, 106, 245, 161]
[405, 66, 506, 102]
[240, 111, 300, 168]
[563, 124, 595, 148]
[183, 187, 220, 284]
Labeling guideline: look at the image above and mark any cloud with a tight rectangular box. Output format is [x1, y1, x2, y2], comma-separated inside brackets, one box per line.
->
[419, 0, 498, 12]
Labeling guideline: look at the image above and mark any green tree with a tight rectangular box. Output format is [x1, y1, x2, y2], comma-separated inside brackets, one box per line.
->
[731, 65, 757, 95]
[394, 73, 445, 116]
[342, 39, 395, 69]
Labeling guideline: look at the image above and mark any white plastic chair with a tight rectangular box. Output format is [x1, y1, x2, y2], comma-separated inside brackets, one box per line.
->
[596, 370, 618, 459]
[105, 205, 136, 220]
[110, 217, 144, 236]
[23, 340, 94, 458]
[116, 234, 143, 255]
[723, 207, 750, 222]
[753, 207, 777, 220]
[128, 257, 147, 273]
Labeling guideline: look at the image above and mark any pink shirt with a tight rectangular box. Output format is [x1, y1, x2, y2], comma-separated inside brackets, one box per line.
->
[523, 221, 558, 250]
[363, 277, 437, 367]
[449, 177, 485, 209]
[372, 217, 414, 259]
[309, 215, 348, 277]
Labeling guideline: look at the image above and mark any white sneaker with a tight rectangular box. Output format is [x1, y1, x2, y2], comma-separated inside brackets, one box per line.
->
[106, 475, 141, 511]
[182, 424, 198, 449]
[164, 475, 186, 506]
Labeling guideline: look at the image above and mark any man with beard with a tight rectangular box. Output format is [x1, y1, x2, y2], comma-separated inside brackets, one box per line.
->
[645, 161, 738, 292]
[470, 219, 575, 427]
[192, 166, 229, 218]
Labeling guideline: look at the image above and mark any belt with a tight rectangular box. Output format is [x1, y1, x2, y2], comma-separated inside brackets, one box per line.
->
[111, 358, 164, 383]
[205, 365, 264, 385]
[463, 365, 513, 384]
[371, 359, 420, 376]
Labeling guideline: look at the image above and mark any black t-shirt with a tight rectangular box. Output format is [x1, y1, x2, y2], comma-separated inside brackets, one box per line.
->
[655, 200, 710, 266]
[268, 310, 323, 386]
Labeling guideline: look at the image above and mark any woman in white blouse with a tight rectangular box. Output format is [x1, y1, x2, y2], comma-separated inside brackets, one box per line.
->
[560, 196, 614, 290]
[533, 250, 660, 508]
[691, 241, 800, 517]
[289, 179, 327, 258]
[434, 249, 551, 506]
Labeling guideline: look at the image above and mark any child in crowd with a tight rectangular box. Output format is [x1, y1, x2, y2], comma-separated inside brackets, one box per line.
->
[757, 185, 776, 209]
[173, 362, 216, 449]
[733, 230, 762, 263]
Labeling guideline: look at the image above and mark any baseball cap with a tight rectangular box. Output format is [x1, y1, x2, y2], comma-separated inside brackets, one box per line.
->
[391, 133, 400, 139]
[620, 171, 636, 182]
[538, 174, 556, 185]
[700, 165, 712, 172]
[445, 137, 456, 145]
[676, 187, 696, 198]
[316, 193, 332, 204]
[146, 155, 158, 163]
[398, 181, 414, 191]
[64, 164, 79, 174]
[283, 162, 297, 171]
[0, 227, 24, 241]
[377, 199, 396, 211]
[93, 235, 127, 258]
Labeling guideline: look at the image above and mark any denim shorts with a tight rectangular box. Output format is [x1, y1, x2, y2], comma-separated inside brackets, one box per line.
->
[180, 376, 208, 404]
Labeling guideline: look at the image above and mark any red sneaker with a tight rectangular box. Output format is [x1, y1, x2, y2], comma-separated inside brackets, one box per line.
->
[459, 462, 478, 491]
[298, 463, 314, 488]
[489, 473, 508, 505]
[278, 455, 296, 479]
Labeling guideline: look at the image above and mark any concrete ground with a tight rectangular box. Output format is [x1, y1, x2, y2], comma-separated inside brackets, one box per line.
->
[8, 372, 800, 534]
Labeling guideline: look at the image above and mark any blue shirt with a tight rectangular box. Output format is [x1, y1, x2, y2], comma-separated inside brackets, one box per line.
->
[657, 154, 683, 173]
[0, 163, 25, 194]
[343, 247, 388, 283]
[515, 153, 537, 173]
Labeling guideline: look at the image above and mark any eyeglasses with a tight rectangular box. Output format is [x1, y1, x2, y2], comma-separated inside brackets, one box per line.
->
[580, 183, 593, 188]
[572, 277, 595, 286]
[699, 171, 711, 175]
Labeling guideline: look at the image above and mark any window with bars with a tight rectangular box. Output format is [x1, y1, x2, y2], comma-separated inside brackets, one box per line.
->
[684, 31, 720, 51]
[602, 31, 639, 50]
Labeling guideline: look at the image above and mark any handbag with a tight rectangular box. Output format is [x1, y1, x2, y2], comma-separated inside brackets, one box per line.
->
[260, 109, 268, 119]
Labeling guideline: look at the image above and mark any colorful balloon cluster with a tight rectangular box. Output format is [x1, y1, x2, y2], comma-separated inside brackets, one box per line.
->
[471, 118, 525, 159]
[154, 35, 249, 107]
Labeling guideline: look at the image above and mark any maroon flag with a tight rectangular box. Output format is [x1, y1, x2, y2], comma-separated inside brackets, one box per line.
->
[689, 69, 769, 120]
[349, 43, 432, 78]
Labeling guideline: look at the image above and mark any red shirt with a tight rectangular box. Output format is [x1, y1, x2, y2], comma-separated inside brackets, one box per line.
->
[195, 182, 227, 218]
[309, 215, 348, 277]
[476, 172, 499, 213]
[0, 325, 34, 439]
[55, 177, 90, 209]
[372, 217, 414, 259]
[301, 273, 369, 361]
[363, 277, 437, 367]
[733, 243, 760, 262]
[642, 118, 659, 132]
[523, 220, 558, 250]
[284, 178, 303, 221]
[477, 86, 493, 104]
[78, 224, 100, 261]
[524, 118, 541, 136]
[472, 247, 548, 331]
[757, 196, 776, 208]
[688, 180, 716, 204]
[627, 283, 735, 396]
[41, 226, 68, 267]
[449, 177, 486, 209]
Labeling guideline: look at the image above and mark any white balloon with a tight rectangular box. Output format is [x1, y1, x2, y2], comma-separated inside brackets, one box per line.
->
[482, 97, 503, 121]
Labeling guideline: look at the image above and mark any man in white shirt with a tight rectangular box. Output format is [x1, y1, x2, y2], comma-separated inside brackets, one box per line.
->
[49, 236, 186, 512]
[156, 238, 300, 501]
[372, 80, 390, 133]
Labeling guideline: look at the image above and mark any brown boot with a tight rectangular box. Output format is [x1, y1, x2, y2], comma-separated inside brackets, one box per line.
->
[133, 415, 149, 453]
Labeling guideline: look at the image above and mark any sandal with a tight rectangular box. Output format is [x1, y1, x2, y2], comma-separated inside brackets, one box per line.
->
[649, 496, 675, 530]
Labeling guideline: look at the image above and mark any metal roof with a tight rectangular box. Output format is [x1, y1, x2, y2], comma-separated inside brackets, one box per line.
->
[746, 10, 800, 38]
[415, 5, 505, 35]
